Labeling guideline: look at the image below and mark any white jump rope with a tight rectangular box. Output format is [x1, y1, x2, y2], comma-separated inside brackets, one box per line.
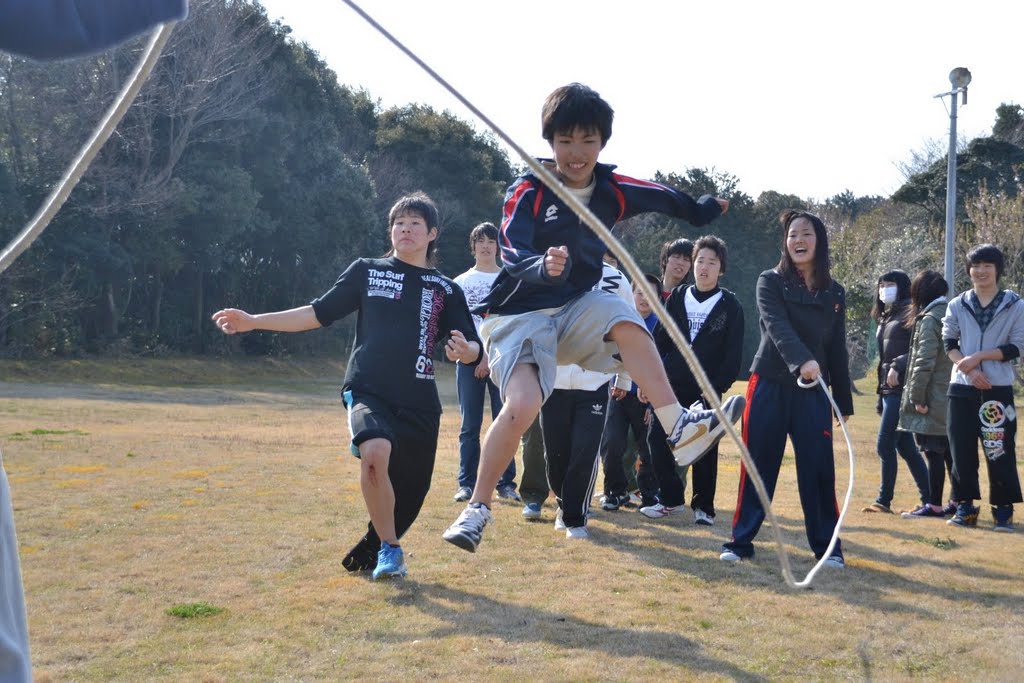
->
[337, 0, 856, 588]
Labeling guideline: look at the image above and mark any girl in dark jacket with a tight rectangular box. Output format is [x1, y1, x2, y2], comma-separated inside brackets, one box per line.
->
[863, 270, 929, 514]
[721, 210, 853, 566]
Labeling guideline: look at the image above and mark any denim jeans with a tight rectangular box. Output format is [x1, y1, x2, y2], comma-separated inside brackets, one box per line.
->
[875, 392, 929, 507]
[456, 362, 515, 489]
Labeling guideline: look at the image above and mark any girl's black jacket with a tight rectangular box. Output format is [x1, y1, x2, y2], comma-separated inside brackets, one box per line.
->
[749, 269, 854, 416]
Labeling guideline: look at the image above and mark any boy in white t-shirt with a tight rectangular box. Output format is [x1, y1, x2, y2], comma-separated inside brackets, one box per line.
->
[452, 223, 519, 503]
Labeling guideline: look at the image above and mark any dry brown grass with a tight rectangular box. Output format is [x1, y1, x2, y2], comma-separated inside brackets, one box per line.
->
[1, 359, 1022, 681]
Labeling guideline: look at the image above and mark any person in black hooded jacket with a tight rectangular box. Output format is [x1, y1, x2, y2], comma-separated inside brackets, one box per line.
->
[863, 269, 929, 514]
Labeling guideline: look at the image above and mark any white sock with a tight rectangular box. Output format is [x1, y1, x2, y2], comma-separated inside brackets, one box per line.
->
[653, 403, 684, 434]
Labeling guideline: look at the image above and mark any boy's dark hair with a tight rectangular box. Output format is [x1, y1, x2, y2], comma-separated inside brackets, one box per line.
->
[870, 269, 911, 321]
[965, 243, 1004, 279]
[386, 192, 440, 262]
[693, 235, 728, 275]
[634, 272, 662, 291]
[659, 238, 694, 275]
[541, 83, 614, 147]
[904, 270, 948, 329]
[776, 209, 831, 291]
[469, 222, 499, 250]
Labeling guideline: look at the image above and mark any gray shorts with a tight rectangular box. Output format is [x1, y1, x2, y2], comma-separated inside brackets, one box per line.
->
[480, 289, 647, 402]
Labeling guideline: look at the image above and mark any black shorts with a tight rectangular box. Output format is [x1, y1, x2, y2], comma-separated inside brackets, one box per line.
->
[342, 390, 439, 458]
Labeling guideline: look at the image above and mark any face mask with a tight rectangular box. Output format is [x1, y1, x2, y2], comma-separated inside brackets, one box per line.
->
[879, 286, 897, 305]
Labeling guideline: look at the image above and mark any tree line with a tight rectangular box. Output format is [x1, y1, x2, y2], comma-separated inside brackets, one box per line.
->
[1, 0, 1021, 382]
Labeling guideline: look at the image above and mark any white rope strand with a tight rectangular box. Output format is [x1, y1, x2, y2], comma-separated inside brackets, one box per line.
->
[0, 22, 177, 276]
[790, 376, 856, 587]
[338, 0, 853, 588]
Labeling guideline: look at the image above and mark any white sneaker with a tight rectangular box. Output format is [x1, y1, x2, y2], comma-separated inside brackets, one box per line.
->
[694, 509, 714, 526]
[667, 395, 745, 466]
[720, 550, 743, 562]
[565, 526, 589, 539]
[823, 555, 845, 569]
[554, 508, 566, 531]
[640, 503, 681, 519]
[442, 503, 491, 552]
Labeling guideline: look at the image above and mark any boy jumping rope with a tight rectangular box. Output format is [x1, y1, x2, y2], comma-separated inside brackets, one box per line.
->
[443, 83, 745, 552]
[213, 193, 481, 579]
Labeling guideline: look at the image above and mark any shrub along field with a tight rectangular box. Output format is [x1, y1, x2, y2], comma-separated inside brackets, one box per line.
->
[1, 359, 1021, 681]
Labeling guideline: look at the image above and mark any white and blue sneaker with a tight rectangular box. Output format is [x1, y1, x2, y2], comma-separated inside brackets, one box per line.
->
[371, 541, 407, 580]
[668, 395, 745, 466]
[823, 555, 846, 569]
[443, 503, 492, 552]
[521, 502, 542, 520]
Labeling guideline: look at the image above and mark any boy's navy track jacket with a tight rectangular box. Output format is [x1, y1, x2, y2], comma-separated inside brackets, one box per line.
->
[475, 161, 722, 316]
[750, 269, 854, 417]
[653, 286, 744, 402]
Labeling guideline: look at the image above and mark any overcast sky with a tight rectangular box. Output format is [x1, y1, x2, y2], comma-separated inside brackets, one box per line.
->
[259, 0, 1023, 201]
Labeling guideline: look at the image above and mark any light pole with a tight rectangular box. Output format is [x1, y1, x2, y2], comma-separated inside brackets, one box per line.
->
[936, 67, 971, 294]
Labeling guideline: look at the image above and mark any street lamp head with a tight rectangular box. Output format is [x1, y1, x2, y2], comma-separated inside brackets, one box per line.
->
[949, 67, 972, 89]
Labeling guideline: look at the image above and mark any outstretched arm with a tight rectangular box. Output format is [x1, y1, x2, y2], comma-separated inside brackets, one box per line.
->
[211, 305, 321, 335]
[0, 0, 189, 60]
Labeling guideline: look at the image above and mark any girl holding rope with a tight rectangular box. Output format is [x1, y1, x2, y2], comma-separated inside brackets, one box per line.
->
[721, 210, 853, 567]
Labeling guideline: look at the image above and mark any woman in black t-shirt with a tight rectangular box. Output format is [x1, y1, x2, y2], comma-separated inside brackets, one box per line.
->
[213, 193, 481, 581]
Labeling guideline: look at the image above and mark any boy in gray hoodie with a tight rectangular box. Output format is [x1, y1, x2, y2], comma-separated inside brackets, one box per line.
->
[942, 244, 1024, 531]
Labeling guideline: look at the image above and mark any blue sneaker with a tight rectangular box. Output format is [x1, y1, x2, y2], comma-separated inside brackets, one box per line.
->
[371, 541, 407, 580]
[992, 505, 1015, 533]
[521, 502, 542, 520]
[947, 501, 979, 528]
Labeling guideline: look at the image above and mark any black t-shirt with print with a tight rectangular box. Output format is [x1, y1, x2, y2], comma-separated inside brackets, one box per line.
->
[311, 257, 480, 414]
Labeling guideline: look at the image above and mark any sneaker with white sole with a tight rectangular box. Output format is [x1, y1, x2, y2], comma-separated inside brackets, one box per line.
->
[640, 503, 681, 519]
[900, 504, 945, 519]
[371, 541, 407, 580]
[553, 508, 566, 531]
[521, 502, 542, 520]
[452, 486, 472, 503]
[667, 395, 745, 467]
[719, 550, 743, 562]
[600, 493, 630, 511]
[565, 526, 589, 539]
[442, 503, 492, 552]
[694, 509, 714, 526]
[822, 555, 845, 569]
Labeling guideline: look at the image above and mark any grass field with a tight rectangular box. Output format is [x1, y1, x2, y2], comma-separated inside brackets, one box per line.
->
[1, 358, 1022, 681]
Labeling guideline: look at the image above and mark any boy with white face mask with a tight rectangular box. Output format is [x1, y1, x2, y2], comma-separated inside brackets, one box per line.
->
[863, 270, 930, 514]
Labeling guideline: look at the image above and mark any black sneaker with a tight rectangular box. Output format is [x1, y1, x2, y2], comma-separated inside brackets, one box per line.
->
[342, 534, 380, 572]
[600, 493, 629, 511]
[947, 501, 979, 527]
